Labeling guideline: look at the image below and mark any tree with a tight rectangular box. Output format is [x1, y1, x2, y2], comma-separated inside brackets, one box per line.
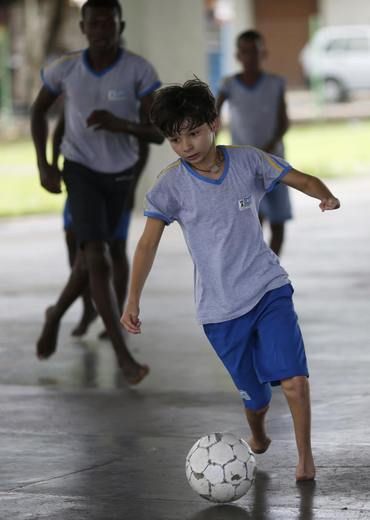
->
[22, 0, 67, 106]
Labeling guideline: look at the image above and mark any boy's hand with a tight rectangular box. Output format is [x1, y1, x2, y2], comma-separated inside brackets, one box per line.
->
[121, 303, 142, 334]
[39, 163, 62, 194]
[319, 197, 340, 212]
[86, 110, 124, 133]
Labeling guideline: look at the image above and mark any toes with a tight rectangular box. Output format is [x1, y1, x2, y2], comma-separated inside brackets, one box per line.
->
[126, 365, 150, 386]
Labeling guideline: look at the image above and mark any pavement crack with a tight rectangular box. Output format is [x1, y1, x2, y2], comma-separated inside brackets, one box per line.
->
[6, 457, 120, 493]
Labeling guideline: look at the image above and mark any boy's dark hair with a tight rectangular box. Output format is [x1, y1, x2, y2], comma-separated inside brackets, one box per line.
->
[81, 0, 123, 20]
[150, 79, 217, 137]
[237, 29, 263, 46]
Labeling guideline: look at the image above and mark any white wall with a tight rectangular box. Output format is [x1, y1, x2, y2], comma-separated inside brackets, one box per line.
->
[319, 0, 370, 26]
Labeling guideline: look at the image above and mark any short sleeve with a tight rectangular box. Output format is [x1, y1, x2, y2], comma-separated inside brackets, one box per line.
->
[144, 176, 177, 225]
[41, 57, 66, 95]
[251, 148, 292, 193]
[136, 59, 161, 99]
[218, 76, 232, 99]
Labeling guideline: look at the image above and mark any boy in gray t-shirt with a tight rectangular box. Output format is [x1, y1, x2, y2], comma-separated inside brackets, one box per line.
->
[121, 79, 340, 481]
[217, 30, 291, 256]
[31, 0, 163, 385]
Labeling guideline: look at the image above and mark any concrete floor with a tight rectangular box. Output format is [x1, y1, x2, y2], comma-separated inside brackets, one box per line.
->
[1, 176, 370, 519]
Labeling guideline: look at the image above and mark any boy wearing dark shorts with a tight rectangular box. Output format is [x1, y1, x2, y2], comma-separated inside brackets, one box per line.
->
[31, 0, 163, 384]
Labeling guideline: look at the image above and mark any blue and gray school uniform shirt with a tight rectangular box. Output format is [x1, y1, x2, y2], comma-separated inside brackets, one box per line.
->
[219, 73, 286, 156]
[144, 145, 292, 324]
[41, 48, 160, 173]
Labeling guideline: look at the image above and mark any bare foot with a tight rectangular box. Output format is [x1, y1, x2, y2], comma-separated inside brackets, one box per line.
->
[296, 458, 316, 481]
[36, 306, 60, 360]
[248, 436, 272, 454]
[122, 363, 150, 386]
[71, 308, 97, 337]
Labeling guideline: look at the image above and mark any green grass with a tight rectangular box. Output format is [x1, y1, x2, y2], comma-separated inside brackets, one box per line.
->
[0, 140, 63, 217]
[285, 120, 370, 177]
[218, 119, 370, 178]
[1, 120, 370, 217]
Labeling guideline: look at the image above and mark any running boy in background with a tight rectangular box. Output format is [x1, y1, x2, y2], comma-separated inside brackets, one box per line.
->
[217, 29, 291, 255]
[31, 0, 163, 384]
[53, 115, 150, 338]
[121, 79, 340, 479]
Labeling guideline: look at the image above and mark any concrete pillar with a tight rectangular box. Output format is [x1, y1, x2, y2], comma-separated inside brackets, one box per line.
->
[228, 0, 255, 73]
[122, 0, 208, 209]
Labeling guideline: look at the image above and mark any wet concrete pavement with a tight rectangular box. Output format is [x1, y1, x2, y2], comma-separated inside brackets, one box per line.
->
[1, 175, 370, 519]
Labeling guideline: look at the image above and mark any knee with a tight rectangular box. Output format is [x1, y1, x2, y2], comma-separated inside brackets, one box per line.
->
[74, 255, 88, 277]
[109, 240, 127, 262]
[281, 376, 308, 400]
[84, 241, 111, 274]
[245, 404, 269, 416]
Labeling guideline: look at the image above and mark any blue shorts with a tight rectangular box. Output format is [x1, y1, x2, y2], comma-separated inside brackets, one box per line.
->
[203, 284, 308, 411]
[63, 198, 131, 241]
[259, 182, 292, 224]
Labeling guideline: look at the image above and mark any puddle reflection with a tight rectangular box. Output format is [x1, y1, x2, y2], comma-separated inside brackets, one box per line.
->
[187, 471, 316, 520]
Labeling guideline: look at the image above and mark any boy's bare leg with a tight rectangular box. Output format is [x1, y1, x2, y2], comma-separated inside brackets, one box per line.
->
[281, 376, 315, 481]
[65, 229, 97, 336]
[245, 405, 271, 454]
[71, 289, 97, 337]
[37, 251, 89, 359]
[258, 215, 284, 256]
[84, 241, 148, 385]
[269, 222, 284, 256]
[98, 239, 129, 340]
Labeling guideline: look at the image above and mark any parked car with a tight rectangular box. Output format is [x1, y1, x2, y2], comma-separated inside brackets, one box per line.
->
[300, 25, 370, 102]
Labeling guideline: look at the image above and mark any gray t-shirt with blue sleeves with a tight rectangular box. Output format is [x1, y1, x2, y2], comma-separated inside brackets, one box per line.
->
[219, 73, 285, 156]
[144, 145, 291, 324]
[42, 49, 160, 173]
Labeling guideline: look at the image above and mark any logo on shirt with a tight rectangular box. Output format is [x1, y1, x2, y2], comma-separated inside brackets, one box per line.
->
[239, 390, 251, 400]
[108, 89, 128, 101]
[238, 196, 252, 211]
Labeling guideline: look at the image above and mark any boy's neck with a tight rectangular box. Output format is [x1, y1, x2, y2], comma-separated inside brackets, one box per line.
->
[87, 46, 120, 72]
[240, 69, 263, 86]
[190, 146, 224, 178]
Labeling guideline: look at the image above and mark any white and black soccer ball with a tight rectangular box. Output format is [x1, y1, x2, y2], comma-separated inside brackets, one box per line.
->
[185, 432, 256, 503]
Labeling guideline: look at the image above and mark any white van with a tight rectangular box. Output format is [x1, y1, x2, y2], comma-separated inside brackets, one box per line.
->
[300, 25, 370, 102]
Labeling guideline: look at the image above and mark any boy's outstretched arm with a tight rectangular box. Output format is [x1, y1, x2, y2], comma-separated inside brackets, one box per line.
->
[281, 169, 340, 211]
[121, 218, 166, 334]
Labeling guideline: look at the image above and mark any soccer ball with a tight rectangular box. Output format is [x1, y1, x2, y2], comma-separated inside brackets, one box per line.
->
[185, 432, 256, 503]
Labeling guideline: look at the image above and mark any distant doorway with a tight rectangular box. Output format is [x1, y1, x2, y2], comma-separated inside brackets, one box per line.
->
[254, 0, 318, 87]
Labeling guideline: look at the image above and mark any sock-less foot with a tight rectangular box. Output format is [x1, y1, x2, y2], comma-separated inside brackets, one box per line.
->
[120, 361, 150, 386]
[248, 436, 271, 454]
[36, 306, 60, 360]
[296, 458, 316, 481]
[71, 307, 97, 337]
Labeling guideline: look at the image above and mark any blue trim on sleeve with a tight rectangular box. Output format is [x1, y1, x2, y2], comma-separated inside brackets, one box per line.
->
[270, 155, 289, 170]
[40, 69, 61, 96]
[235, 72, 265, 91]
[266, 165, 292, 193]
[144, 211, 172, 225]
[138, 80, 161, 98]
[181, 146, 230, 185]
[82, 48, 124, 77]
